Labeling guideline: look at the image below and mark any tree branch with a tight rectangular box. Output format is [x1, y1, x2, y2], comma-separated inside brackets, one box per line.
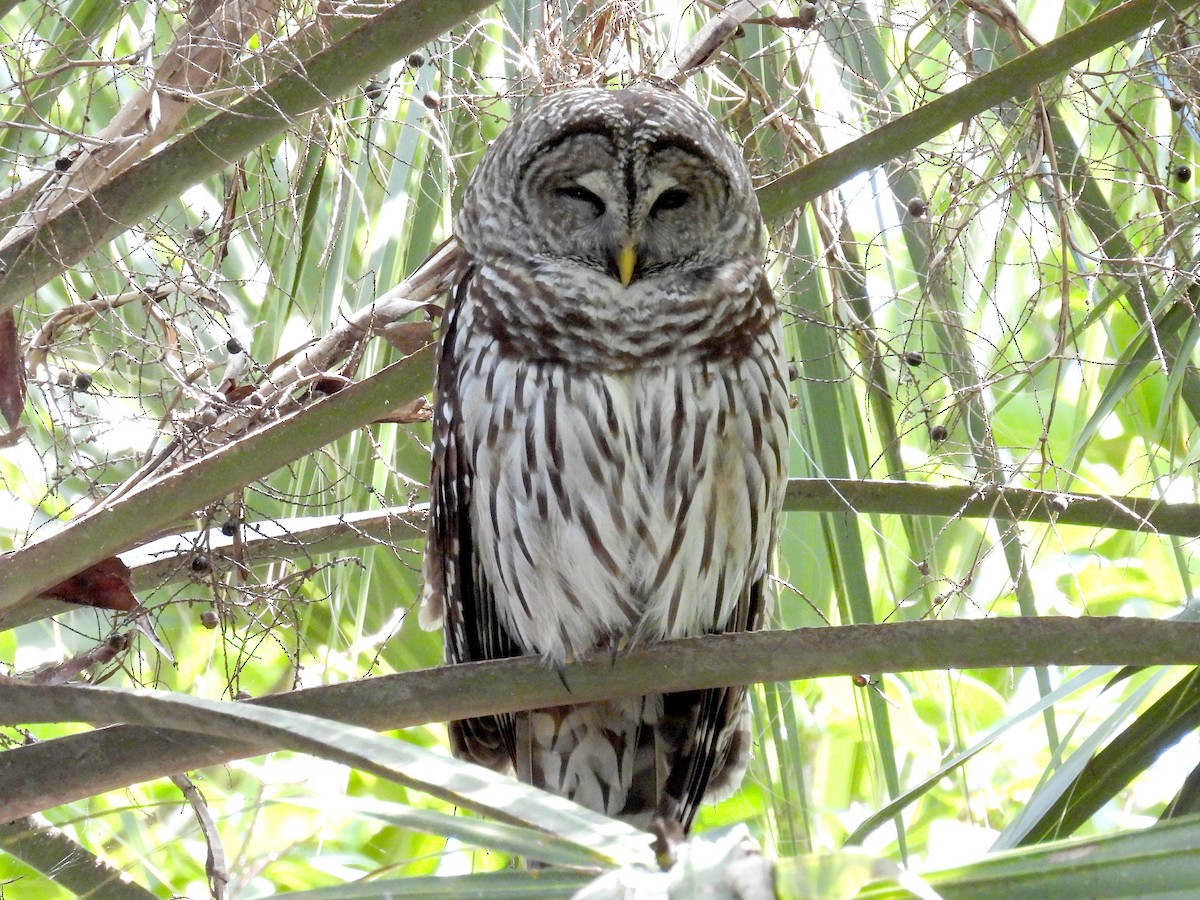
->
[108, 478, 1198, 601]
[0, 0, 494, 313]
[0, 345, 435, 622]
[756, 0, 1199, 219]
[3, 616, 1199, 821]
[786, 479, 1199, 537]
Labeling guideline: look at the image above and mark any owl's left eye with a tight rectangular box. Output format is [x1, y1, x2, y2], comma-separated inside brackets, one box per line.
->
[651, 188, 691, 215]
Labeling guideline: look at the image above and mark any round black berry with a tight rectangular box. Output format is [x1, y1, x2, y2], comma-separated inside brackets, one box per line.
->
[794, 4, 817, 29]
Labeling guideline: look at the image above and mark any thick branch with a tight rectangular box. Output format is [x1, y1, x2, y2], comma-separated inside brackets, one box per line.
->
[0, 0, 494, 313]
[112, 479, 1197, 598]
[2, 0, 281, 250]
[3, 616, 1199, 820]
[0, 346, 435, 622]
[786, 479, 1199, 536]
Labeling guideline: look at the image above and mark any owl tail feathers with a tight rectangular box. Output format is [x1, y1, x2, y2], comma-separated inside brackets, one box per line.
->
[514, 699, 666, 831]
[694, 698, 753, 805]
[652, 687, 754, 833]
[510, 692, 753, 831]
[452, 690, 754, 841]
[449, 714, 514, 774]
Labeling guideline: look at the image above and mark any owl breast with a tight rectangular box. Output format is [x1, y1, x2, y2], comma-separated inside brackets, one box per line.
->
[451, 261, 789, 663]
[469, 251, 769, 368]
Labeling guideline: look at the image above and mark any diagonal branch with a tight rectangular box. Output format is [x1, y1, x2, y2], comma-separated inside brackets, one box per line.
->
[0, 344, 435, 622]
[1, 0, 282, 251]
[0, 0, 495, 314]
[0, 237, 453, 626]
[756, 0, 1199, 219]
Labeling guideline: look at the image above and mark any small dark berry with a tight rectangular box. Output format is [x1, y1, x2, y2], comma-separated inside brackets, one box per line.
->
[407, 52, 425, 68]
[106, 632, 128, 651]
[1170, 95, 1186, 112]
[200, 610, 219, 629]
[54, 156, 72, 171]
[772, 10, 817, 28]
[903, 350, 923, 366]
[190, 554, 211, 573]
[191, 226, 206, 241]
[221, 520, 238, 537]
[907, 197, 928, 217]
[72, 372, 93, 391]
[1176, 165, 1192, 183]
[422, 89, 441, 110]
[364, 79, 384, 100]
[226, 337, 244, 354]
[930, 424, 949, 442]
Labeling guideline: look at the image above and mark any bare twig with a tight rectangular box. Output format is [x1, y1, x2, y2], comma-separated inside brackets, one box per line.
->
[0, 0, 282, 251]
[662, 0, 775, 81]
[100, 240, 456, 503]
[171, 774, 228, 900]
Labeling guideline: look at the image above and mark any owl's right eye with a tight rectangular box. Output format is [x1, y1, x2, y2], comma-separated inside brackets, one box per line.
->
[555, 184, 606, 218]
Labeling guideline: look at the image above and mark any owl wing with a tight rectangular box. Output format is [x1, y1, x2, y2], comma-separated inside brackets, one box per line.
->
[655, 278, 789, 830]
[652, 574, 769, 832]
[422, 269, 522, 772]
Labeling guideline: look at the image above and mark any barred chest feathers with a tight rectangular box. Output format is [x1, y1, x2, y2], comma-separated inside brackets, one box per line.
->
[450, 258, 788, 664]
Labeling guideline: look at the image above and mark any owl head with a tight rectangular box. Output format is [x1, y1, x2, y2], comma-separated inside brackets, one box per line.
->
[456, 85, 763, 290]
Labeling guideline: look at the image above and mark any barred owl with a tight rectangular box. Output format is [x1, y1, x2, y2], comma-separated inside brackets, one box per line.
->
[421, 84, 789, 834]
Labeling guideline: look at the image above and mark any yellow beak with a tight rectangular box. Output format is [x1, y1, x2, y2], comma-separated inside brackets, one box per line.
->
[617, 242, 637, 287]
